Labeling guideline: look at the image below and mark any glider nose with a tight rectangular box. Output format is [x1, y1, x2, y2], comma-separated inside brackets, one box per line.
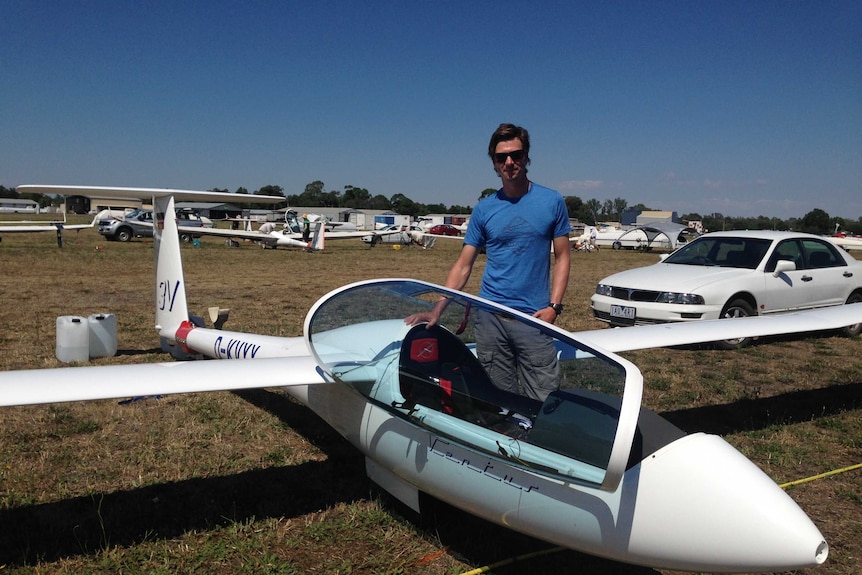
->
[814, 540, 830, 564]
[626, 433, 828, 572]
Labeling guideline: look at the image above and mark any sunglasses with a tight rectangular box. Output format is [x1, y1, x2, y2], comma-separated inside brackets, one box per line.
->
[493, 149, 526, 164]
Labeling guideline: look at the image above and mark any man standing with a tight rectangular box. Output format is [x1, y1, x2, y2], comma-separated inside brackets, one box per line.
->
[407, 123, 571, 400]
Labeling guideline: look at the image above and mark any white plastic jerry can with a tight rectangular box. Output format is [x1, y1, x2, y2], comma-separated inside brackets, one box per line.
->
[56, 316, 89, 363]
[88, 313, 118, 358]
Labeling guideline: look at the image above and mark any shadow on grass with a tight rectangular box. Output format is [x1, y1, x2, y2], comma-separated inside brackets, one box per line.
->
[0, 460, 366, 566]
[0, 389, 366, 566]
[411, 494, 660, 575]
[115, 347, 164, 357]
[662, 382, 862, 435]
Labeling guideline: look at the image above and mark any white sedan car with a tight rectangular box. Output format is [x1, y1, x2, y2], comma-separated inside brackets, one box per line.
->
[591, 230, 862, 348]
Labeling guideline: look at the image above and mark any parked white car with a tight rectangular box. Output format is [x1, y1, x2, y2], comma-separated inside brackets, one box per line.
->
[591, 230, 862, 348]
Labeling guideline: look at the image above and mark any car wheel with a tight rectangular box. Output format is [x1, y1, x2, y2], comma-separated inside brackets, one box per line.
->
[180, 233, 192, 243]
[715, 298, 756, 350]
[841, 291, 862, 337]
[116, 228, 133, 242]
[612, 241, 621, 250]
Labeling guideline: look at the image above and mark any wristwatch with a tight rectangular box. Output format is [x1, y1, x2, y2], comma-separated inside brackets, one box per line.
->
[549, 303, 564, 316]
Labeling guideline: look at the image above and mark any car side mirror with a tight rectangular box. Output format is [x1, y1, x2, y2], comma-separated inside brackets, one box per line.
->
[772, 259, 796, 277]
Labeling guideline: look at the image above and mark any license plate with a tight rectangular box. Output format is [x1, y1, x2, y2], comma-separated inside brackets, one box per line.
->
[610, 304, 636, 322]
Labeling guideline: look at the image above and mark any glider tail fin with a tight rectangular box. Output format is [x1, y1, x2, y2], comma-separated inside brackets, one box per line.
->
[310, 220, 325, 251]
[152, 194, 191, 342]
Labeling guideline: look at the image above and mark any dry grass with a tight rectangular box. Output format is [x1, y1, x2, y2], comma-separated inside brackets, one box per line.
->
[0, 223, 859, 574]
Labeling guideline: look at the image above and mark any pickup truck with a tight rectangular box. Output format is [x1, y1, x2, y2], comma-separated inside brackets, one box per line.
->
[98, 208, 212, 242]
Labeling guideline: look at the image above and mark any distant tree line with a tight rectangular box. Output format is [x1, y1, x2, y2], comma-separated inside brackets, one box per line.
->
[6, 183, 861, 236]
[677, 209, 862, 236]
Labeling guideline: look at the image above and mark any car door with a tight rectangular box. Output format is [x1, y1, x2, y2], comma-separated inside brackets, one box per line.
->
[130, 210, 153, 236]
[801, 239, 853, 307]
[761, 239, 821, 313]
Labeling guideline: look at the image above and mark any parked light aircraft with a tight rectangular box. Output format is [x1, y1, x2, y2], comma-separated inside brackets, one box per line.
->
[5, 186, 860, 571]
[195, 220, 409, 250]
[0, 210, 100, 246]
[290, 210, 358, 232]
[830, 234, 862, 252]
[193, 218, 329, 249]
[180, 211, 400, 250]
[574, 224, 624, 248]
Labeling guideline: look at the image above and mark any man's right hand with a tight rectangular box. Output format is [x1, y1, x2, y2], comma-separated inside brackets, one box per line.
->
[404, 311, 438, 327]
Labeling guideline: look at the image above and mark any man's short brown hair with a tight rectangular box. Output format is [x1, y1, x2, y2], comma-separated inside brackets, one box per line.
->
[488, 123, 531, 164]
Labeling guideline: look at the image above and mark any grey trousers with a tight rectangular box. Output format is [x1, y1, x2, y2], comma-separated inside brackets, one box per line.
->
[474, 309, 560, 402]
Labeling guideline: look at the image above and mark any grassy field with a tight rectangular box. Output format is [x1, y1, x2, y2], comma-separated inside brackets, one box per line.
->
[0, 221, 860, 574]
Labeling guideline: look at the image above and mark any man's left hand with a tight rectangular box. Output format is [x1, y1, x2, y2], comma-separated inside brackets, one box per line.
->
[533, 307, 558, 324]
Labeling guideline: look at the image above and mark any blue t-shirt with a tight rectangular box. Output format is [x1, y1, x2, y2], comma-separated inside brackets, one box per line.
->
[464, 183, 570, 314]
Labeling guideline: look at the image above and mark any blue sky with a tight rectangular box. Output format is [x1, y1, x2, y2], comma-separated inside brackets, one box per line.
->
[2, 1, 860, 220]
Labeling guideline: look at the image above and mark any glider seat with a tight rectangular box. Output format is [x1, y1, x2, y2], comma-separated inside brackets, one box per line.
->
[398, 324, 539, 435]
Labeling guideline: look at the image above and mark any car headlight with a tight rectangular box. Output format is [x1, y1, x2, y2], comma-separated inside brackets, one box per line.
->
[595, 284, 614, 297]
[656, 292, 705, 305]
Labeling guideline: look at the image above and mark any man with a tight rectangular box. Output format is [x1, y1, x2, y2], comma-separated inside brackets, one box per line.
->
[407, 123, 571, 400]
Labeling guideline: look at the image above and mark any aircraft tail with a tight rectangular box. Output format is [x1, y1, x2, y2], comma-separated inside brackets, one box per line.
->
[149, 191, 310, 359]
[310, 220, 325, 251]
[153, 194, 191, 341]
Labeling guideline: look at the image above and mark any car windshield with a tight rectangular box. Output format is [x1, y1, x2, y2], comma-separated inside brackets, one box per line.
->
[664, 237, 772, 269]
